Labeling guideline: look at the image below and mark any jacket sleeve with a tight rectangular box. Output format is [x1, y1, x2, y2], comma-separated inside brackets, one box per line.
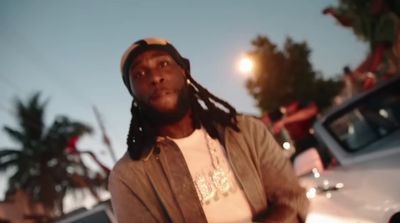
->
[247, 116, 309, 223]
[108, 170, 158, 223]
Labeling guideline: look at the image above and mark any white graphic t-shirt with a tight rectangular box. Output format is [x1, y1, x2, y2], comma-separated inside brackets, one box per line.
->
[171, 127, 253, 223]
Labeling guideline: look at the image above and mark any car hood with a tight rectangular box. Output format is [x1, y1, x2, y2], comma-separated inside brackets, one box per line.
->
[301, 152, 400, 223]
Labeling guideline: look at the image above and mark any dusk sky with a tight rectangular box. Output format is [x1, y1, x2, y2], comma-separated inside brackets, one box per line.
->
[0, 0, 368, 199]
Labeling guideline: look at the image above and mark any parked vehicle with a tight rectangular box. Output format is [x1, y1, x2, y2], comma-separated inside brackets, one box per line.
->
[53, 201, 116, 223]
[297, 77, 400, 223]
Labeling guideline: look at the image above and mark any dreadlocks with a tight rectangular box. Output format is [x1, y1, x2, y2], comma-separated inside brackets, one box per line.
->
[126, 75, 240, 160]
[120, 38, 240, 160]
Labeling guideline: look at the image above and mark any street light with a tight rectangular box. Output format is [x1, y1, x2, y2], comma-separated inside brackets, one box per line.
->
[238, 56, 254, 76]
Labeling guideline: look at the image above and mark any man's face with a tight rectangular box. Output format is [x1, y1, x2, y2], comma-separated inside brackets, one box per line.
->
[128, 49, 190, 124]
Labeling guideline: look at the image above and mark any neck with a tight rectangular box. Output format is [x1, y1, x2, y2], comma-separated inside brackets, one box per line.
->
[156, 109, 194, 139]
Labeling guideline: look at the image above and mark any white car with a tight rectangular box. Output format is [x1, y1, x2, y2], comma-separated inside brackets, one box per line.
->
[297, 77, 400, 223]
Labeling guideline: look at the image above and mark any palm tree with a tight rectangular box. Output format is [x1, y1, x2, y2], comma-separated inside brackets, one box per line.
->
[0, 93, 108, 218]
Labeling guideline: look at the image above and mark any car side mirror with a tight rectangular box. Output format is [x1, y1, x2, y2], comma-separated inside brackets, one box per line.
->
[293, 147, 324, 177]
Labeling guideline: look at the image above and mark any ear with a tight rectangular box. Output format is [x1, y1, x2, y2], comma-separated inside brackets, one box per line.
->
[178, 66, 187, 79]
[183, 58, 190, 73]
[184, 70, 189, 79]
[128, 75, 135, 95]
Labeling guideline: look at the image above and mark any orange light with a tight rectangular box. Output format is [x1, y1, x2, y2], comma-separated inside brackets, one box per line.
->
[239, 57, 254, 75]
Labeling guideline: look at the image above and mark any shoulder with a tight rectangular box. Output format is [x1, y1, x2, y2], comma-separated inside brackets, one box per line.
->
[109, 152, 146, 185]
[235, 114, 267, 133]
[225, 114, 270, 146]
[232, 114, 277, 149]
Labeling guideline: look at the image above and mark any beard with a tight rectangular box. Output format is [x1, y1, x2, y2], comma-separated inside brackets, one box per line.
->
[136, 86, 191, 126]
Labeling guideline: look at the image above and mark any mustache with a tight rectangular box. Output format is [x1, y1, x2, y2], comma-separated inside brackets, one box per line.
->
[136, 86, 191, 126]
[150, 87, 173, 100]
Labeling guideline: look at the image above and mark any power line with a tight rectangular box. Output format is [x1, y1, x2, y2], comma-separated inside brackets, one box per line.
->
[93, 105, 117, 164]
[0, 74, 25, 93]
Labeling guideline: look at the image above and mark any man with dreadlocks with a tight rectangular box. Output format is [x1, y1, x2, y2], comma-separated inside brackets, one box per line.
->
[109, 38, 309, 223]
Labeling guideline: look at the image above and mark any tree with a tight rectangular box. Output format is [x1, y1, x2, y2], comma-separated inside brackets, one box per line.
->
[245, 35, 342, 113]
[0, 93, 108, 218]
[324, 0, 400, 44]
[323, 0, 400, 80]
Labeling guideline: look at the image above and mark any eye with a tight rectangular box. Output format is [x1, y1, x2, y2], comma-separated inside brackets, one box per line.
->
[159, 60, 170, 68]
[132, 70, 146, 79]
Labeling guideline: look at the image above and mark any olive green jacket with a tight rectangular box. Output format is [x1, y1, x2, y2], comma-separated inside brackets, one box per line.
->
[109, 115, 309, 223]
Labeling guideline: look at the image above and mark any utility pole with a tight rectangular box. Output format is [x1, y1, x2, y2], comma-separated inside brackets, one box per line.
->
[93, 106, 117, 164]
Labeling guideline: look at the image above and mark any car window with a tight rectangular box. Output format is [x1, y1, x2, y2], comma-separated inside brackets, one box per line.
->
[326, 80, 400, 152]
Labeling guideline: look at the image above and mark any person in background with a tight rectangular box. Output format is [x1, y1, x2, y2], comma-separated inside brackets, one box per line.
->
[271, 100, 319, 161]
[108, 38, 309, 223]
[334, 66, 361, 106]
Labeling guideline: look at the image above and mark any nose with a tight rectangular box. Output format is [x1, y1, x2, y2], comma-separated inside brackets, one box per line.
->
[150, 70, 164, 86]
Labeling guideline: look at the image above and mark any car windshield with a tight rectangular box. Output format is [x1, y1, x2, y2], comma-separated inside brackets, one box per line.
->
[326, 80, 400, 152]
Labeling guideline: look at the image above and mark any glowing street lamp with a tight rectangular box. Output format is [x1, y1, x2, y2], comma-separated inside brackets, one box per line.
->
[239, 56, 254, 75]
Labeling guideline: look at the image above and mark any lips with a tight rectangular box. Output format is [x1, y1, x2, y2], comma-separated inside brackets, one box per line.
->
[150, 88, 170, 100]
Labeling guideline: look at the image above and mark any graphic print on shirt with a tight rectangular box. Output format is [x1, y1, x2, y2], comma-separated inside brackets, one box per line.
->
[171, 127, 253, 223]
[192, 132, 238, 205]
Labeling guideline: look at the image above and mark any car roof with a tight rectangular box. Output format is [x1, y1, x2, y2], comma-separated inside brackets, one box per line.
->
[319, 76, 400, 124]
